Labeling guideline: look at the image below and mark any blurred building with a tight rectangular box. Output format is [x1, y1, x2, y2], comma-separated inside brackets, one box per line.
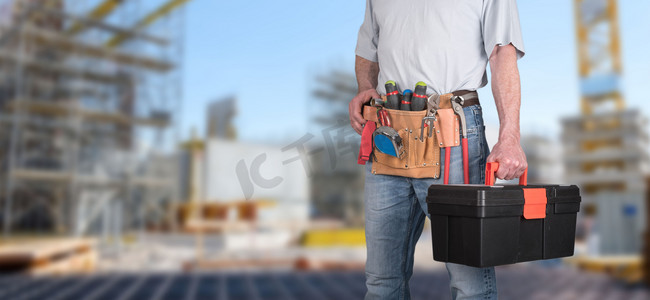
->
[176, 96, 310, 252]
[563, 111, 649, 254]
[179, 97, 310, 230]
[202, 139, 309, 223]
[563, 0, 648, 255]
[520, 135, 562, 184]
[0, 0, 188, 240]
[206, 96, 236, 140]
[563, 111, 649, 194]
[309, 70, 364, 226]
[309, 147, 364, 226]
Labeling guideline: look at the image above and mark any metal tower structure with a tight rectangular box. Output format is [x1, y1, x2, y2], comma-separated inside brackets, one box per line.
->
[563, 0, 648, 254]
[565, 0, 649, 194]
[574, 0, 623, 115]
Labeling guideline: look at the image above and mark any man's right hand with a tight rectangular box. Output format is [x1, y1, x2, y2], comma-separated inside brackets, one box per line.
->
[349, 88, 381, 135]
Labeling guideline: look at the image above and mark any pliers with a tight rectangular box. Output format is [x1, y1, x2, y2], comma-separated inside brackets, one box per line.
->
[420, 115, 436, 142]
[451, 96, 469, 184]
[426, 95, 457, 184]
[376, 107, 391, 127]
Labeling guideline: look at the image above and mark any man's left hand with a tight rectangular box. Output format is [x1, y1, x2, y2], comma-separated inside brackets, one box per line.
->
[486, 138, 527, 180]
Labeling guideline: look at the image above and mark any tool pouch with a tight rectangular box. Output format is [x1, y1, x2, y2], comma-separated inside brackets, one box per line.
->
[363, 105, 441, 179]
[433, 109, 460, 148]
[432, 94, 460, 148]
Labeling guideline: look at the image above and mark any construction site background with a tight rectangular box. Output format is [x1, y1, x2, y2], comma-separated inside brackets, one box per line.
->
[0, 0, 648, 299]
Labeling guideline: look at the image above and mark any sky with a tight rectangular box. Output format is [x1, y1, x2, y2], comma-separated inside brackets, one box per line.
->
[180, 0, 650, 145]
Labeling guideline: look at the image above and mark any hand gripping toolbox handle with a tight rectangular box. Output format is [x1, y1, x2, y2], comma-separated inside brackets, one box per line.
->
[484, 162, 547, 219]
[484, 162, 527, 186]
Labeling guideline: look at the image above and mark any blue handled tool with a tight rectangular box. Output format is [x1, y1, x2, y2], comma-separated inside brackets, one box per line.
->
[400, 89, 412, 111]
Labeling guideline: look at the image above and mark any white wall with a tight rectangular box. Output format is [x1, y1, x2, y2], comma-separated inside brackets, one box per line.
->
[203, 139, 309, 221]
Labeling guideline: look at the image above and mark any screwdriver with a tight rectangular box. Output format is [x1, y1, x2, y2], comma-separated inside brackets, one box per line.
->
[372, 98, 387, 107]
[412, 81, 427, 111]
[400, 89, 412, 111]
[385, 81, 400, 109]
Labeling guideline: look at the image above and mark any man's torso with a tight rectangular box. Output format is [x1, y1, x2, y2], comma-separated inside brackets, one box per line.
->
[371, 0, 488, 95]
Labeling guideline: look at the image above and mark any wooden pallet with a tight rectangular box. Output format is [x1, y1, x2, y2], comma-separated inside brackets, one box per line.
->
[0, 238, 96, 275]
[565, 254, 643, 283]
[183, 258, 296, 271]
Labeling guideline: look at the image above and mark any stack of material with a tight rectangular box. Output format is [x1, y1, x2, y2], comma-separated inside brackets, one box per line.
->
[641, 177, 650, 286]
[0, 238, 96, 275]
[644, 230, 650, 286]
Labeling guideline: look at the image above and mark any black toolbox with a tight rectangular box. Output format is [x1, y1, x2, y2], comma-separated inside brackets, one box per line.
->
[426, 162, 581, 267]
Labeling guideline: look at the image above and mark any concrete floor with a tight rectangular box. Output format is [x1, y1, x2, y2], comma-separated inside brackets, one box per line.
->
[97, 230, 440, 272]
[1, 265, 648, 300]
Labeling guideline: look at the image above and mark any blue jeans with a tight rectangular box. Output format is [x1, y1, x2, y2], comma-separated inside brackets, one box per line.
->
[364, 105, 497, 300]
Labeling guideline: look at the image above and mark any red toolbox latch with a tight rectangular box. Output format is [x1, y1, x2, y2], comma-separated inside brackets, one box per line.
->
[485, 162, 547, 219]
[522, 188, 547, 219]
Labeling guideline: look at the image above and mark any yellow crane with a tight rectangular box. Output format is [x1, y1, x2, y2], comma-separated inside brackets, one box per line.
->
[106, 0, 192, 48]
[66, 0, 124, 35]
[573, 0, 627, 193]
[66, 0, 191, 47]
[574, 0, 624, 115]
[570, 0, 646, 284]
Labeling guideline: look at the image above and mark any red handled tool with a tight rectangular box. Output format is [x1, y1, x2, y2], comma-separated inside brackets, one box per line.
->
[451, 96, 469, 184]
[377, 107, 391, 127]
[443, 146, 451, 184]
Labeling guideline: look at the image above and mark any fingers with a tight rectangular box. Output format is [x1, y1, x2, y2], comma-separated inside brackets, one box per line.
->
[350, 117, 365, 135]
[351, 122, 363, 135]
[513, 161, 528, 178]
[487, 153, 510, 179]
[349, 102, 366, 135]
[507, 152, 528, 179]
[497, 158, 515, 180]
[495, 164, 509, 180]
[504, 160, 518, 180]
[349, 90, 375, 135]
[487, 141, 528, 181]
[488, 154, 526, 180]
[349, 110, 364, 135]
[350, 105, 367, 127]
[494, 158, 527, 180]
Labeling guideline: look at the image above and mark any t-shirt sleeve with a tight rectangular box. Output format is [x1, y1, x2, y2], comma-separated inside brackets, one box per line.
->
[482, 0, 525, 59]
[355, 0, 379, 62]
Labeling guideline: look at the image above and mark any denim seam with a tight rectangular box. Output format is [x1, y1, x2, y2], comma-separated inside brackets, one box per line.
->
[399, 183, 415, 300]
[404, 210, 425, 300]
[479, 131, 485, 184]
[484, 268, 495, 299]
[483, 268, 488, 299]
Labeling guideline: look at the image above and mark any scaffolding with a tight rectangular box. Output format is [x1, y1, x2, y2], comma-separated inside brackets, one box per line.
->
[0, 0, 188, 245]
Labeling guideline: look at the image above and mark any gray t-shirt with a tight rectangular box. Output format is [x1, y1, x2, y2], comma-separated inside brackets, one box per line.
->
[356, 0, 525, 95]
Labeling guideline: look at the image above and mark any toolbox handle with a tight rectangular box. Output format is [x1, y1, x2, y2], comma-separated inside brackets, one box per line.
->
[485, 162, 528, 186]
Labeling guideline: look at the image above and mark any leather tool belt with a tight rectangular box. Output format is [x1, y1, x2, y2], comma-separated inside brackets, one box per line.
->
[359, 90, 479, 179]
